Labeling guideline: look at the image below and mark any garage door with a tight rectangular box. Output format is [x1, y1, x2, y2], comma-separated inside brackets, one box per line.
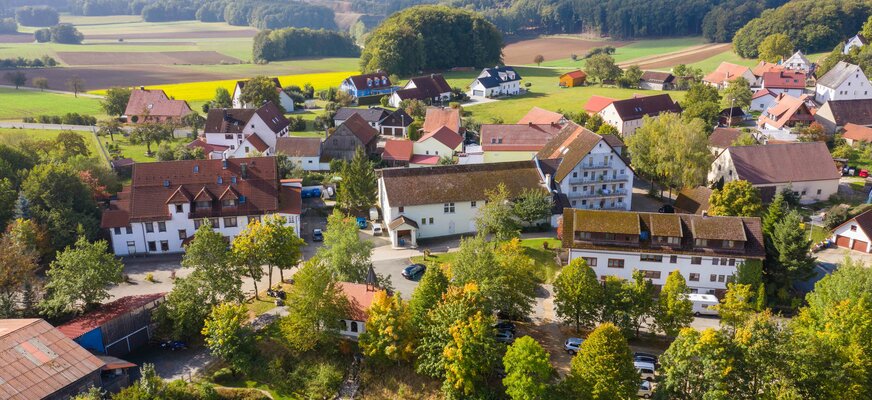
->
[836, 235, 851, 248]
[473, 90, 484, 96]
[853, 239, 869, 252]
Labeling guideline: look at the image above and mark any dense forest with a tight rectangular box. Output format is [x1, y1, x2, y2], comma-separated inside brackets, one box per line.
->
[252, 27, 359, 62]
[359, 5, 503, 75]
[732, 0, 872, 57]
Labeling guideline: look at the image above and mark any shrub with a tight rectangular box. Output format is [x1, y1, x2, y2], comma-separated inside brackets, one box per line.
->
[34, 28, 50, 43]
[211, 367, 236, 384]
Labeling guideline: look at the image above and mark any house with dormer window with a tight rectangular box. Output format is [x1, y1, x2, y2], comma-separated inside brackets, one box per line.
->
[598, 94, 681, 136]
[100, 157, 301, 256]
[470, 67, 522, 97]
[194, 101, 289, 159]
[340, 72, 397, 101]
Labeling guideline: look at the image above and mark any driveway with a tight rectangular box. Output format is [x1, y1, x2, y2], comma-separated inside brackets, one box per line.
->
[125, 342, 213, 381]
[463, 95, 500, 107]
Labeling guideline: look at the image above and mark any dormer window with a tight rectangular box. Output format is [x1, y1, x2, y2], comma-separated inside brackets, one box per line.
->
[196, 201, 211, 209]
[695, 238, 708, 247]
[222, 199, 237, 207]
[217, 177, 223, 184]
[724, 240, 735, 248]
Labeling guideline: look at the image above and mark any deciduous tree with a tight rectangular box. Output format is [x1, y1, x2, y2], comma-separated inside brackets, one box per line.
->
[231, 220, 267, 299]
[281, 258, 349, 352]
[338, 147, 377, 213]
[40, 237, 123, 317]
[240, 75, 284, 112]
[260, 214, 305, 284]
[97, 119, 123, 142]
[586, 54, 621, 85]
[129, 122, 173, 155]
[566, 323, 638, 399]
[502, 336, 553, 400]
[722, 77, 753, 110]
[100, 87, 131, 117]
[409, 266, 449, 327]
[316, 209, 375, 283]
[757, 33, 794, 63]
[3, 70, 25, 89]
[416, 284, 486, 379]
[709, 180, 763, 216]
[716, 283, 756, 331]
[32, 77, 48, 91]
[442, 311, 499, 399]
[513, 188, 551, 227]
[553, 258, 601, 331]
[183, 222, 245, 304]
[533, 54, 544, 66]
[359, 290, 416, 364]
[202, 303, 253, 371]
[66, 76, 84, 97]
[654, 270, 693, 337]
[475, 183, 520, 241]
[0, 235, 38, 318]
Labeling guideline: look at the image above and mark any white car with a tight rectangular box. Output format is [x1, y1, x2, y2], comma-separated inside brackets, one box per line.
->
[638, 380, 653, 398]
[372, 224, 383, 236]
[635, 361, 656, 381]
[564, 337, 584, 355]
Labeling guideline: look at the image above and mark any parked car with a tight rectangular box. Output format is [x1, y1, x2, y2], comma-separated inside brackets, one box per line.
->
[372, 224, 383, 236]
[161, 340, 187, 351]
[312, 228, 323, 242]
[495, 330, 515, 344]
[493, 320, 516, 334]
[634, 352, 658, 365]
[402, 264, 426, 279]
[687, 293, 719, 316]
[564, 337, 584, 355]
[638, 380, 653, 398]
[658, 204, 675, 213]
[635, 361, 656, 381]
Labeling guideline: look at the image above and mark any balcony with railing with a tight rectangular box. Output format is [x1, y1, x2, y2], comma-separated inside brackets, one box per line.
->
[568, 174, 630, 185]
[567, 188, 628, 199]
[580, 161, 613, 169]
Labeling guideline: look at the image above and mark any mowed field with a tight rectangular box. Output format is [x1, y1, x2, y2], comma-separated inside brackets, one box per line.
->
[0, 88, 104, 120]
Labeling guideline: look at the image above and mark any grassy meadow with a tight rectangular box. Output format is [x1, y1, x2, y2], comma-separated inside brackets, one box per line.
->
[0, 88, 104, 120]
[0, 128, 102, 157]
[535, 37, 707, 68]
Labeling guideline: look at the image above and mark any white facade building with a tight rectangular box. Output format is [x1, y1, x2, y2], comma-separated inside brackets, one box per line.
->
[597, 94, 681, 136]
[844, 34, 867, 55]
[231, 78, 295, 112]
[831, 210, 872, 253]
[469, 67, 522, 97]
[814, 61, 872, 104]
[562, 209, 765, 295]
[782, 51, 812, 73]
[199, 102, 290, 159]
[102, 157, 302, 256]
[378, 161, 547, 248]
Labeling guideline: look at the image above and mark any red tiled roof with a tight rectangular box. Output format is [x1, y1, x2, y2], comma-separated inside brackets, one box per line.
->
[609, 94, 681, 121]
[338, 282, 379, 321]
[758, 94, 814, 129]
[0, 319, 104, 400]
[275, 136, 322, 157]
[518, 107, 565, 125]
[762, 71, 805, 89]
[187, 138, 229, 155]
[584, 95, 615, 113]
[244, 133, 270, 152]
[843, 123, 872, 142]
[481, 123, 562, 151]
[703, 62, 752, 85]
[101, 189, 131, 228]
[124, 89, 192, 118]
[752, 88, 776, 100]
[752, 61, 785, 77]
[418, 126, 463, 150]
[709, 127, 743, 149]
[382, 139, 413, 162]
[561, 70, 587, 79]
[410, 154, 440, 165]
[57, 294, 165, 339]
[338, 113, 378, 145]
[423, 107, 461, 134]
[278, 185, 302, 215]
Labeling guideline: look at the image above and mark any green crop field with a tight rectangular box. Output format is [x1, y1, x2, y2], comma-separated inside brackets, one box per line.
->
[0, 128, 101, 158]
[443, 67, 687, 123]
[0, 88, 105, 120]
[536, 37, 707, 68]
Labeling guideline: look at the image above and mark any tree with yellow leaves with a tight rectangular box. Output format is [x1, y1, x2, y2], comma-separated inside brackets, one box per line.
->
[359, 290, 416, 364]
[442, 311, 499, 399]
[231, 220, 266, 299]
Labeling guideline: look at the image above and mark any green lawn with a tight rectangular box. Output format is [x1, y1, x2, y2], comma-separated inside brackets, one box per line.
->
[412, 237, 563, 283]
[536, 37, 706, 68]
[0, 128, 102, 158]
[103, 135, 189, 163]
[447, 66, 687, 123]
[810, 224, 830, 246]
[0, 88, 104, 120]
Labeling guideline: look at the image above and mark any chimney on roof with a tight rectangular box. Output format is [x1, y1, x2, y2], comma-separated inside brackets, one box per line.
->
[240, 162, 248, 179]
[222, 153, 228, 170]
[140, 86, 145, 90]
[528, 122, 533, 126]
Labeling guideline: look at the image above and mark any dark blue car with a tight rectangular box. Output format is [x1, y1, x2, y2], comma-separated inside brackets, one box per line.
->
[402, 264, 426, 279]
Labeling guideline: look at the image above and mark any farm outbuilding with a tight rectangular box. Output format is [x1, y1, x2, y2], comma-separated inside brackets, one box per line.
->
[57, 293, 165, 357]
[559, 70, 587, 87]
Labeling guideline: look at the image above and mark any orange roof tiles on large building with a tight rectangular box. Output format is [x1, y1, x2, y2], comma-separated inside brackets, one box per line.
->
[480, 123, 562, 152]
[584, 95, 615, 113]
[703, 62, 752, 85]
[423, 107, 461, 134]
[518, 107, 565, 125]
[758, 94, 815, 129]
[124, 88, 192, 119]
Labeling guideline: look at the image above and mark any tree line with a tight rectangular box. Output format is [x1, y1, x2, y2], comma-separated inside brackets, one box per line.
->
[252, 27, 359, 63]
[14, 5, 58, 26]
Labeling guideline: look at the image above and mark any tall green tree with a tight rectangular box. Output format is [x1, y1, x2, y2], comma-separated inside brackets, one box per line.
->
[657, 328, 743, 399]
[757, 33, 794, 63]
[260, 214, 305, 284]
[681, 83, 721, 128]
[0, 235, 38, 318]
[513, 188, 552, 227]
[416, 284, 486, 379]
[202, 303, 253, 371]
[280, 258, 349, 352]
[722, 76, 753, 110]
[129, 122, 173, 155]
[211, 87, 232, 108]
[620, 64, 643, 88]
[502, 336, 554, 400]
[654, 270, 693, 337]
[239, 75, 284, 113]
[359, 290, 416, 364]
[586, 54, 622, 85]
[770, 210, 816, 296]
[230, 220, 267, 299]
[338, 147, 377, 213]
[708, 180, 763, 216]
[182, 221, 245, 304]
[409, 266, 449, 327]
[566, 323, 638, 400]
[317, 209, 375, 283]
[40, 237, 123, 317]
[475, 183, 520, 241]
[100, 87, 131, 117]
[153, 272, 213, 339]
[97, 119, 123, 142]
[442, 311, 499, 399]
[716, 283, 756, 331]
[553, 258, 602, 331]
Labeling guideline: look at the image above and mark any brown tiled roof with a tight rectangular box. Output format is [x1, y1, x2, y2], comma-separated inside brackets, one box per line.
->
[584, 95, 615, 113]
[703, 62, 752, 85]
[752, 61, 785, 77]
[101, 189, 131, 228]
[124, 89, 192, 118]
[423, 107, 461, 134]
[649, 213, 683, 237]
[518, 107, 565, 125]
[275, 137, 322, 157]
[346, 72, 392, 90]
[762, 71, 805, 89]
[574, 209, 640, 234]
[57, 294, 165, 339]
[388, 215, 418, 230]
[100, 157, 285, 227]
[709, 128, 743, 149]
[334, 107, 391, 123]
[338, 113, 378, 145]
[726, 142, 840, 184]
[843, 123, 872, 142]
[254, 101, 290, 133]
[600, 134, 623, 148]
[821, 99, 872, 126]
[640, 71, 674, 83]
[562, 209, 765, 259]
[418, 126, 463, 150]
[379, 161, 545, 207]
[244, 133, 269, 152]
[609, 94, 681, 121]
[166, 186, 193, 204]
[0, 319, 104, 400]
[408, 74, 451, 95]
[480, 123, 561, 151]
[752, 88, 776, 100]
[187, 138, 229, 155]
[382, 139, 413, 162]
[338, 282, 379, 321]
[278, 185, 302, 214]
[832, 209, 872, 237]
[535, 122, 607, 183]
[205, 108, 256, 134]
[674, 187, 712, 214]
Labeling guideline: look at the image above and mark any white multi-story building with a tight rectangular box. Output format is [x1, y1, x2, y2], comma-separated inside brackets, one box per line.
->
[782, 51, 812, 73]
[814, 61, 872, 104]
[844, 34, 867, 55]
[469, 67, 522, 97]
[378, 161, 548, 248]
[196, 102, 290, 159]
[562, 209, 766, 296]
[535, 122, 634, 213]
[598, 94, 682, 136]
[101, 157, 301, 256]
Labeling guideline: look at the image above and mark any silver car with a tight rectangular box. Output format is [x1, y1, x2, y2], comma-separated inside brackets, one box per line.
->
[495, 330, 515, 344]
[564, 337, 584, 355]
[638, 380, 653, 398]
[635, 361, 656, 381]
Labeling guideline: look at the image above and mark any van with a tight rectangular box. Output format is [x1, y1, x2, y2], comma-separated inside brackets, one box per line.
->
[687, 293, 719, 316]
[634, 361, 656, 381]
